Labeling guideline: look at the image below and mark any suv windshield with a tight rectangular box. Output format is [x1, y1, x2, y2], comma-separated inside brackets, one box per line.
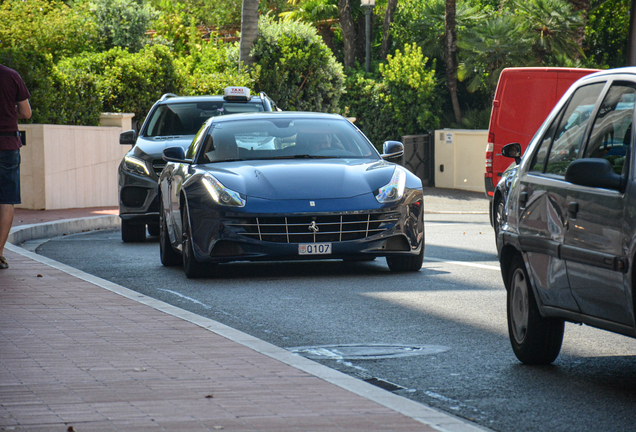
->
[145, 101, 265, 137]
[198, 118, 378, 163]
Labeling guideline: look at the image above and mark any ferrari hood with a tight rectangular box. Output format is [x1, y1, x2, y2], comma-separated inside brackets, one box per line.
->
[208, 159, 395, 200]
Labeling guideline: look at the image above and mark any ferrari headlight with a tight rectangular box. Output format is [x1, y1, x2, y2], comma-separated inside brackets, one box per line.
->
[202, 173, 246, 207]
[375, 167, 406, 203]
[123, 155, 150, 176]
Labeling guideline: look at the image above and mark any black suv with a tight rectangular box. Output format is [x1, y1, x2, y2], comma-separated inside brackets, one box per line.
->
[498, 68, 636, 364]
[118, 88, 278, 242]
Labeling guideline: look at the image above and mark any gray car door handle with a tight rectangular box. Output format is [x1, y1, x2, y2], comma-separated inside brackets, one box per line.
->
[567, 201, 579, 219]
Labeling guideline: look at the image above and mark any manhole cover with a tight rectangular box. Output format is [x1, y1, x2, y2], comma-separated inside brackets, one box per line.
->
[286, 343, 450, 360]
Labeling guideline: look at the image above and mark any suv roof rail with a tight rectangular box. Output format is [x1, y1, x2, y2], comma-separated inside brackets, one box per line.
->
[159, 93, 178, 102]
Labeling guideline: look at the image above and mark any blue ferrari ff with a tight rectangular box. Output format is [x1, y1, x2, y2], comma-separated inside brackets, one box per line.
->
[158, 112, 424, 278]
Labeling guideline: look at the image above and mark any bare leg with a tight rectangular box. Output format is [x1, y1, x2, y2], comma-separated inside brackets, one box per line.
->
[0, 203, 14, 259]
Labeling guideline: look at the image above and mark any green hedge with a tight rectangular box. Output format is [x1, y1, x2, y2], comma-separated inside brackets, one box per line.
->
[341, 43, 441, 146]
[251, 16, 345, 112]
[57, 45, 182, 123]
[0, 48, 102, 126]
[177, 41, 255, 95]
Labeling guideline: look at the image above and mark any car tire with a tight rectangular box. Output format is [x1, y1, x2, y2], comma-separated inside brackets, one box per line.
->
[121, 219, 146, 243]
[507, 254, 564, 365]
[494, 196, 505, 237]
[343, 256, 376, 262]
[182, 205, 210, 278]
[386, 245, 424, 272]
[147, 223, 160, 237]
[159, 203, 181, 267]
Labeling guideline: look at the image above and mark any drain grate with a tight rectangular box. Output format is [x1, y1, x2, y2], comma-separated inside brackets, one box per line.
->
[363, 377, 406, 392]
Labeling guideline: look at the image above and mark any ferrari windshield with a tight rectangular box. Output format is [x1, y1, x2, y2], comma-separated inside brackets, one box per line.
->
[198, 118, 378, 163]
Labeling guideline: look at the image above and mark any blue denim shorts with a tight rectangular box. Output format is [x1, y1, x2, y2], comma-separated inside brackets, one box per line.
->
[0, 150, 21, 204]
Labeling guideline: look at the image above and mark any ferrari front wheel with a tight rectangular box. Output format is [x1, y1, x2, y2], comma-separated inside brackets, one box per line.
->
[181, 205, 210, 278]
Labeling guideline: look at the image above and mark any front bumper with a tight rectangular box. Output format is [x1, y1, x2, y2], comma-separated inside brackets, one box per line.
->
[118, 163, 161, 224]
[186, 188, 424, 264]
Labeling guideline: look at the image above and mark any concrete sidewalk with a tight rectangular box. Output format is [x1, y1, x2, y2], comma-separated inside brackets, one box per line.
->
[1, 190, 491, 432]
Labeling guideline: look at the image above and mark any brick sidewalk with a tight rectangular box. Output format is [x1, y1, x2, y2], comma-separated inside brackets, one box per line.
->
[1, 248, 441, 431]
[1, 196, 490, 432]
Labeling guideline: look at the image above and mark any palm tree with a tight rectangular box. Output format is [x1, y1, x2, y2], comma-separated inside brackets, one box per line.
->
[515, 0, 584, 64]
[458, 15, 533, 94]
[445, 0, 461, 124]
[239, 0, 259, 69]
[337, 0, 356, 68]
[381, 0, 398, 59]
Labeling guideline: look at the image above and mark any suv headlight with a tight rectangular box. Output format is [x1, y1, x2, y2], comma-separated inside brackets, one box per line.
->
[123, 155, 150, 176]
[375, 167, 406, 203]
[202, 173, 246, 207]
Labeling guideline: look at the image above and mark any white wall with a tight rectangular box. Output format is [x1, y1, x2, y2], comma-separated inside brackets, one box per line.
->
[17, 113, 133, 210]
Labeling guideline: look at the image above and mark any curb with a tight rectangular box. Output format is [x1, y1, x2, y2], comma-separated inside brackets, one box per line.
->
[8, 215, 120, 245]
[7, 216, 494, 432]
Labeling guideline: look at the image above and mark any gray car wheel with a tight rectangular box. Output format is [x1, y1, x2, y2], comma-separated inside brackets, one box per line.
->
[386, 245, 424, 272]
[181, 205, 211, 278]
[159, 200, 181, 267]
[507, 254, 564, 365]
[494, 197, 505, 237]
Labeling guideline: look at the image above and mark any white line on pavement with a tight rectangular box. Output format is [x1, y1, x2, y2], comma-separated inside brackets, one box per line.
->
[424, 257, 500, 271]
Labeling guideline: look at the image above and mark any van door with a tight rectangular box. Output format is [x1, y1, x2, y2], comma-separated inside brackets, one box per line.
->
[563, 82, 635, 325]
[513, 82, 606, 310]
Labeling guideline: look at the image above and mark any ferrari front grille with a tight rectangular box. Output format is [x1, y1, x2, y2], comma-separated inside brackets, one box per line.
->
[224, 212, 400, 243]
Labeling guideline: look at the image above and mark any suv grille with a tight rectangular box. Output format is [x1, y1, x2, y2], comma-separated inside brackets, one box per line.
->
[224, 212, 400, 243]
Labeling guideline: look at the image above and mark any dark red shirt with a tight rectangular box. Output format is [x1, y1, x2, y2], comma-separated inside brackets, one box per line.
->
[0, 64, 31, 151]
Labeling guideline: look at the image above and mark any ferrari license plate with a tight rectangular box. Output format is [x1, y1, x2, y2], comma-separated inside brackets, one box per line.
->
[299, 243, 332, 255]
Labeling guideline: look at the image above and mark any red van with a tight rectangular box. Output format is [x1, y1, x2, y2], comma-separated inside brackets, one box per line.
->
[484, 67, 599, 199]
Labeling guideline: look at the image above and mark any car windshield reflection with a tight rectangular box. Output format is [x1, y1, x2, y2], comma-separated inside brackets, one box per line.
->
[199, 118, 378, 163]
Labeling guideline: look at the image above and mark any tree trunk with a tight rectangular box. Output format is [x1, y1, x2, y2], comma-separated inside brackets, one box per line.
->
[239, 0, 259, 69]
[338, 0, 356, 68]
[445, 0, 461, 124]
[381, 0, 398, 59]
[566, 0, 590, 53]
[628, 0, 636, 66]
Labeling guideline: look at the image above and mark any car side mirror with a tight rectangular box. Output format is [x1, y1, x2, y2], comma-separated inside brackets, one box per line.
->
[120, 130, 137, 145]
[381, 141, 404, 160]
[163, 146, 192, 164]
[502, 142, 522, 165]
[565, 158, 623, 191]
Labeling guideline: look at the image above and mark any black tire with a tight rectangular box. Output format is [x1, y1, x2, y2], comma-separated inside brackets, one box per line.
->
[507, 254, 564, 365]
[147, 223, 160, 237]
[494, 196, 505, 237]
[343, 256, 376, 262]
[182, 205, 210, 278]
[386, 245, 424, 272]
[121, 219, 146, 243]
[159, 202, 180, 267]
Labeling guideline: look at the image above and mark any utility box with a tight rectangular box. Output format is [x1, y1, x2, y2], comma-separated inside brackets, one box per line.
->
[434, 129, 487, 193]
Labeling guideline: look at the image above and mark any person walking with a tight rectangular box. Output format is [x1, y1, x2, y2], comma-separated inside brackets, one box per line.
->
[0, 64, 31, 269]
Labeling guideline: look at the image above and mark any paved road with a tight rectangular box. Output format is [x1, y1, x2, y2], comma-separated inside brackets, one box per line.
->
[34, 212, 636, 432]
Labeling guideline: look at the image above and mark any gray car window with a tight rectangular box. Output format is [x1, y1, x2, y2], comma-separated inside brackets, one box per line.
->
[543, 83, 605, 176]
[583, 83, 636, 175]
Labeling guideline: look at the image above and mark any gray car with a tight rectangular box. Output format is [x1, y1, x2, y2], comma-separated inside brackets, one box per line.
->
[118, 88, 278, 242]
[498, 67, 636, 364]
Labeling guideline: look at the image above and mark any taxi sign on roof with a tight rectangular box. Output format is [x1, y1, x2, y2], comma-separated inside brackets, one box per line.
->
[224, 86, 251, 101]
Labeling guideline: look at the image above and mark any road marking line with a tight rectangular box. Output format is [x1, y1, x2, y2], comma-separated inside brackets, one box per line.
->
[424, 257, 500, 271]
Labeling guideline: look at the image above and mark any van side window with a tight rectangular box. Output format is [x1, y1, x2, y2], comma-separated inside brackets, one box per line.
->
[543, 83, 605, 176]
[583, 83, 635, 175]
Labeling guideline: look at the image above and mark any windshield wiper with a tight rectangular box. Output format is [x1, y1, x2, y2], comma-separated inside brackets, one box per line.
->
[209, 158, 245, 163]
